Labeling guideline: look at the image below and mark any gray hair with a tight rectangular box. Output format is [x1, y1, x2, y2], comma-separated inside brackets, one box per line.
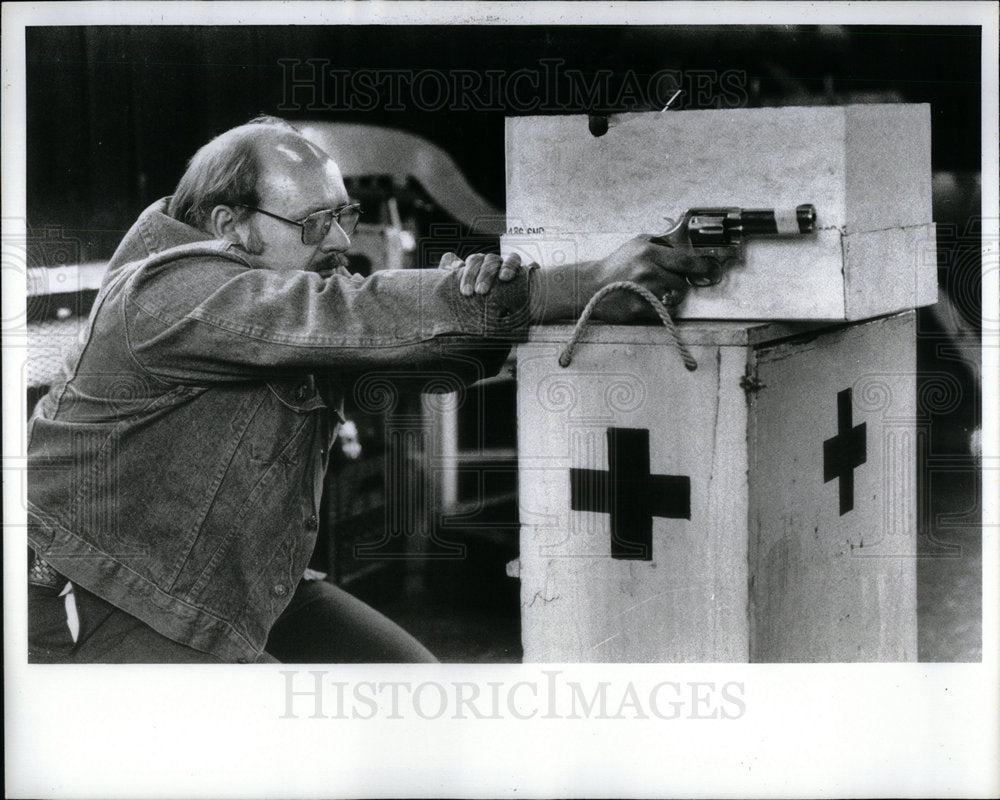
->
[167, 115, 300, 232]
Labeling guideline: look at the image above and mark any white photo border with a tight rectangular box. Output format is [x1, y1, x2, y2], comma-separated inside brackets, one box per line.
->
[3, 3, 998, 798]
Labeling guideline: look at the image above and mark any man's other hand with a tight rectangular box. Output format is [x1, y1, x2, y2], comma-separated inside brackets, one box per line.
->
[438, 252, 521, 296]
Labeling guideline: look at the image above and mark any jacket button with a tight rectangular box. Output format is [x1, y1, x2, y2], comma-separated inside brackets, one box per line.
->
[272, 584, 288, 598]
[307, 514, 317, 528]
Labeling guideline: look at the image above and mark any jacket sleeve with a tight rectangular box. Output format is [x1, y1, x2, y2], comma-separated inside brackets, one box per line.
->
[122, 254, 532, 386]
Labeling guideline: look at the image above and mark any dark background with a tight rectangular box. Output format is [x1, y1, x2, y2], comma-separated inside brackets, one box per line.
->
[26, 26, 981, 254]
[24, 25, 984, 660]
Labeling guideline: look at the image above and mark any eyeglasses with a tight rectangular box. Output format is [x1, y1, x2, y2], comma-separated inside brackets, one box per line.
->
[239, 202, 362, 244]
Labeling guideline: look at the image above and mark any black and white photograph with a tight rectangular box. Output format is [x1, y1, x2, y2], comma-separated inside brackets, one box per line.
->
[4, 2, 998, 797]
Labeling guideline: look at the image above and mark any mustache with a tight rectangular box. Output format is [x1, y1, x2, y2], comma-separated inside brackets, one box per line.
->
[313, 252, 350, 275]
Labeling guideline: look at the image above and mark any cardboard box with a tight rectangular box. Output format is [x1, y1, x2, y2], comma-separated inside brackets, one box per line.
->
[516, 313, 918, 662]
[503, 106, 936, 320]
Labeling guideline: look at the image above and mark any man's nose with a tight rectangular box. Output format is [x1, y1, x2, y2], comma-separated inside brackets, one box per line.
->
[320, 220, 351, 251]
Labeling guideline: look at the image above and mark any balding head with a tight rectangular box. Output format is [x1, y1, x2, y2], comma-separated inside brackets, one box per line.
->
[168, 116, 328, 232]
[169, 116, 353, 272]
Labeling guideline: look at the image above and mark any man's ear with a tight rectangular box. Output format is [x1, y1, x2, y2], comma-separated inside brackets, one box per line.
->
[208, 205, 243, 244]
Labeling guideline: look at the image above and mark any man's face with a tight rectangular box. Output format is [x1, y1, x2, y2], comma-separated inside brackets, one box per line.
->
[237, 135, 353, 273]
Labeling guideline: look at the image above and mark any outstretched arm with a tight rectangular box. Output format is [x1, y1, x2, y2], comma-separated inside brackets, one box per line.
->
[439, 236, 713, 324]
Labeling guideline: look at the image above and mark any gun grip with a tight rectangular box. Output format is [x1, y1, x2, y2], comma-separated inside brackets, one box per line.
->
[691, 245, 741, 287]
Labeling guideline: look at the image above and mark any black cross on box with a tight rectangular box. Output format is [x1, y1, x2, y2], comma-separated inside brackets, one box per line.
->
[823, 388, 867, 515]
[570, 427, 690, 561]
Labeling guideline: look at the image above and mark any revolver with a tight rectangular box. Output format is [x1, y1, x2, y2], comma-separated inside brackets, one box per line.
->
[651, 204, 817, 286]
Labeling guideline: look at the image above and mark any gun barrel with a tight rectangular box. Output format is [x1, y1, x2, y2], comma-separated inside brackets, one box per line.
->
[738, 204, 816, 236]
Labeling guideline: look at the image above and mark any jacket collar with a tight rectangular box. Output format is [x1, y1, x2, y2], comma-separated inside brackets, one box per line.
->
[106, 197, 249, 276]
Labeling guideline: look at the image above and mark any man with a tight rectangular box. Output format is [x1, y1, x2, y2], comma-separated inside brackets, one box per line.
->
[27, 116, 709, 663]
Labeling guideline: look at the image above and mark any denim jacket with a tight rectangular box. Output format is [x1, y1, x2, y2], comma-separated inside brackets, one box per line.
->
[27, 199, 530, 662]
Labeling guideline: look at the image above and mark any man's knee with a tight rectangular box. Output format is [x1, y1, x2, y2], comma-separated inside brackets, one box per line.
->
[267, 579, 438, 663]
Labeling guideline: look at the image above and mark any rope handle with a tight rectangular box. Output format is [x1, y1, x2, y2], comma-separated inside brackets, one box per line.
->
[557, 281, 698, 371]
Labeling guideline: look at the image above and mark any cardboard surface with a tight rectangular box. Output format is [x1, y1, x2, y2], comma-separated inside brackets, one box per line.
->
[503, 106, 935, 320]
[516, 313, 918, 662]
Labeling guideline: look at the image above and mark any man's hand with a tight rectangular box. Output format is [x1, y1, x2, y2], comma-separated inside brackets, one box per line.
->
[438, 252, 521, 296]
[588, 235, 715, 322]
[528, 235, 716, 325]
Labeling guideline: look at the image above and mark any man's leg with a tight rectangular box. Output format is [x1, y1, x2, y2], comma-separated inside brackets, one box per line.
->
[265, 579, 438, 663]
